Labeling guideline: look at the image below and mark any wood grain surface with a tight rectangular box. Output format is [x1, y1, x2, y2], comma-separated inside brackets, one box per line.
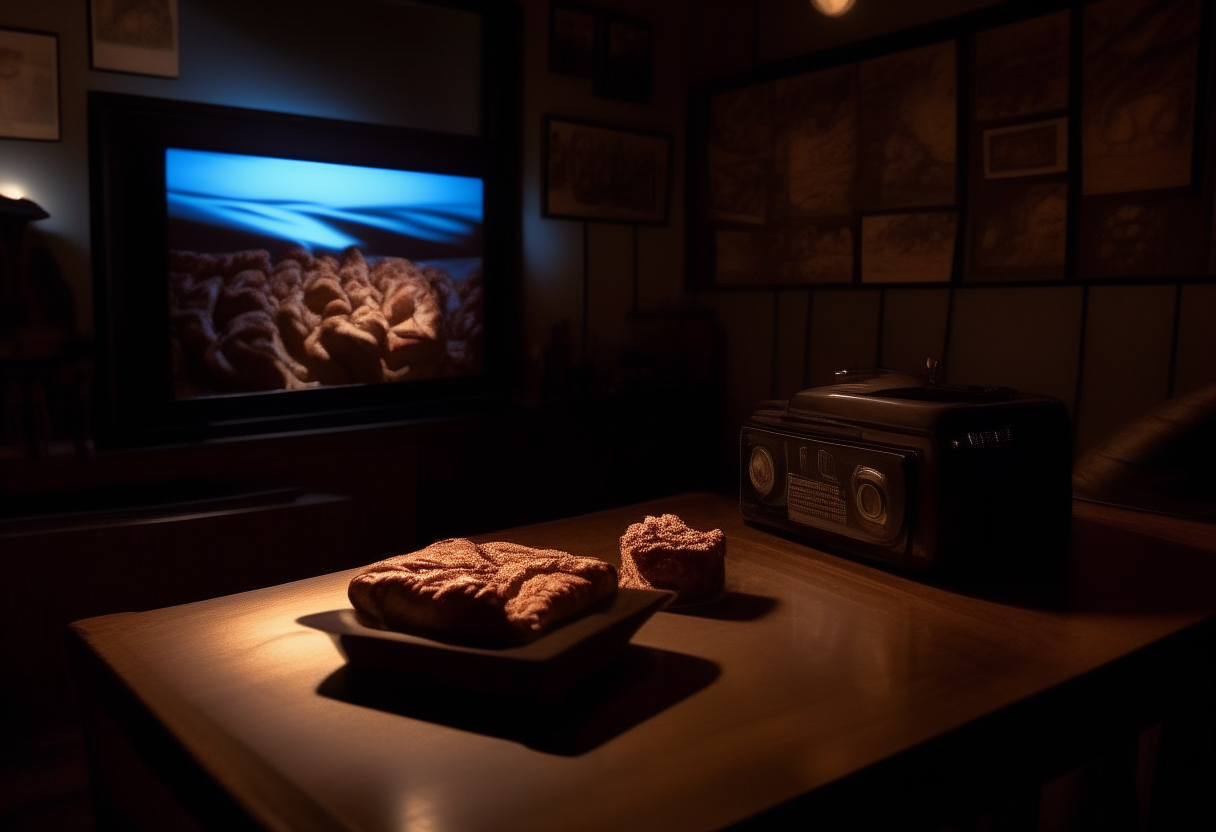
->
[70, 493, 1216, 832]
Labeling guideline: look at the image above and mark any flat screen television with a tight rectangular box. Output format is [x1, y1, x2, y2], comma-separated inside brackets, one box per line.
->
[89, 91, 516, 447]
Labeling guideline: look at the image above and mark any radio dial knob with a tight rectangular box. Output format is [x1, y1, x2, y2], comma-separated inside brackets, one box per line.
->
[856, 483, 884, 521]
[851, 466, 888, 525]
[749, 446, 776, 499]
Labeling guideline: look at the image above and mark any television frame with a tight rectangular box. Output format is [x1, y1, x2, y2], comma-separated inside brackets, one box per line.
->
[89, 77, 518, 447]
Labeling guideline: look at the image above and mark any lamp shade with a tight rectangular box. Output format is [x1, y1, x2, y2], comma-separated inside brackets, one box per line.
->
[0, 195, 49, 222]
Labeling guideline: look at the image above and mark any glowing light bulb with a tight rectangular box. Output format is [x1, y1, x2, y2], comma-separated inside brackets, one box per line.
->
[0, 184, 26, 200]
[810, 0, 855, 16]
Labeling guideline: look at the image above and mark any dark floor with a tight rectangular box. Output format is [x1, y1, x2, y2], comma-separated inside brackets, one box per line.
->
[0, 720, 1177, 832]
[0, 728, 93, 832]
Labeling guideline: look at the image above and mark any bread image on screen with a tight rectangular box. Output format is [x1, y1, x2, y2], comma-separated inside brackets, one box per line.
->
[619, 514, 726, 604]
[348, 538, 618, 646]
[168, 246, 483, 397]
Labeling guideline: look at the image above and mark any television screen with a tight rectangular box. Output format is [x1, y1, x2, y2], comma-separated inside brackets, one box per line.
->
[164, 148, 485, 399]
[89, 89, 514, 447]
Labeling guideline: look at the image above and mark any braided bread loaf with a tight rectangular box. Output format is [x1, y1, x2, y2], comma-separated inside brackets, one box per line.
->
[348, 538, 618, 646]
[168, 246, 482, 395]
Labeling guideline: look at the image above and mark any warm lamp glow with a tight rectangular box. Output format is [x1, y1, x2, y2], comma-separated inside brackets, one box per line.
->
[810, 0, 856, 16]
[0, 184, 26, 200]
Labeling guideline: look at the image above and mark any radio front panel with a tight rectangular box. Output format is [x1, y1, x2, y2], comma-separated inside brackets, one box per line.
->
[741, 427, 916, 555]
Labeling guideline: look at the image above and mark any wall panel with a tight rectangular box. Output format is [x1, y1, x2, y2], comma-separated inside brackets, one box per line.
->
[1074, 285, 1176, 455]
[520, 212, 585, 398]
[586, 223, 636, 374]
[520, 0, 692, 400]
[776, 291, 810, 397]
[881, 289, 951, 376]
[947, 286, 1083, 413]
[806, 290, 882, 387]
[712, 291, 773, 435]
[1174, 283, 1216, 397]
[637, 224, 685, 311]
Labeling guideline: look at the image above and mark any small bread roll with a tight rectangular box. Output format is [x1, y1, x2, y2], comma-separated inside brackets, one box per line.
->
[619, 514, 726, 604]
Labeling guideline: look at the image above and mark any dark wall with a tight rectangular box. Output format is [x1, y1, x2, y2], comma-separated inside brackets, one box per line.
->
[0, 0, 482, 338]
[686, 0, 1216, 461]
[0, 0, 480, 746]
[0, 1, 716, 748]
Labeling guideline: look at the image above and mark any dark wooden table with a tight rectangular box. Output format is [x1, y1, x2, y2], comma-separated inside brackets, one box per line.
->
[69, 493, 1216, 832]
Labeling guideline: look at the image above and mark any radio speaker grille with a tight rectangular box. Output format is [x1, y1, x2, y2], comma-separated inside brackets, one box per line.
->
[787, 474, 847, 525]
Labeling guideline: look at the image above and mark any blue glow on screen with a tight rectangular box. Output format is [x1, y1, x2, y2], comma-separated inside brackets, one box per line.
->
[165, 148, 482, 252]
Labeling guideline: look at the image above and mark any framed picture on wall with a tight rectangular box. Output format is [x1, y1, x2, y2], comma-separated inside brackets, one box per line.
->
[0, 28, 59, 141]
[691, 0, 1216, 288]
[89, 0, 179, 78]
[595, 12, 652, 103]
[860, 211, 958, 283]
[543, 117, 670, 224]
[983, 118, 1068, 180]
[1081, 0, 1200, 196]
[549, 2, 596, 77]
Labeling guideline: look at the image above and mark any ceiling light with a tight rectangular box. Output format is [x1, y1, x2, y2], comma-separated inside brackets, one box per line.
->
[810, 0, 856, 17]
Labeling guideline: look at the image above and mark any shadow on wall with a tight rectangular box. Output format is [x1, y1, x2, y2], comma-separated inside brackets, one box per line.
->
[1074, 382, 1216, 521]
[715, 283, 1215, 460]
[0, 203, 91, 457]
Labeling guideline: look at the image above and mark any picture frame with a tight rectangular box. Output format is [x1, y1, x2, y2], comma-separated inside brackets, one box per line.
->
[691, 0, 1212, 288]
[983, 118, 1068, 180]
[594, 12, 652, 103]
[89, 0, 179, 78]
[0, 28, 59, 141]
[1081, 0, 1200, 196]
[695, 38, 959, 288]
[543, 117, 670, 225]
[549, 2, 596, 78]
[860, 210, 959, 283]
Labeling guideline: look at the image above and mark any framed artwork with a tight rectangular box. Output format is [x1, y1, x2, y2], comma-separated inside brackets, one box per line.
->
[968, 10, 1071, 282]
[714, 223, 853, 286]
[89, 0, 179, 78]
[1078, 192, 1209, 277]
[983, 118, 1069, 179]
[861, 211, 958, 284]
[857, 40, 956, 211]
[692, 0, 1214, 288]
[706, 83, 774, 226]
[543, 117, 670, 225]
[973, 10, 1069, 121]
[0, 28, 59, 141]
[697, 39, 957, 287]
[548, 4, 652, 104]
[1082, 0, 1200, 196]
[970, 180, 1068, 281]
[595, 12, 652, 103]
[769, 67, 857, 222]
[549, 2, 596, 78]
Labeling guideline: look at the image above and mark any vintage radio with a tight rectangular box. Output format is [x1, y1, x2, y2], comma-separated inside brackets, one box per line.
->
[740, 369, 1072, 576]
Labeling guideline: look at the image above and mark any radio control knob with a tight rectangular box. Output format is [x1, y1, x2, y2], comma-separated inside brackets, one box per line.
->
[857, 483, 883, 519]
[851, 466, 888, 525]
[749, 446, 776, 499]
